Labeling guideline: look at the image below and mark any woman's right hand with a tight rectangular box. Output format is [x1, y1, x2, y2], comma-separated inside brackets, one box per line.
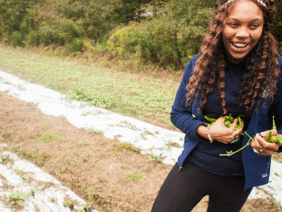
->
[209, 117, 244, 144]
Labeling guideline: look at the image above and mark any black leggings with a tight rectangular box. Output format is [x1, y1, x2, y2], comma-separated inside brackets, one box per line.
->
[151, 160, 252, 212]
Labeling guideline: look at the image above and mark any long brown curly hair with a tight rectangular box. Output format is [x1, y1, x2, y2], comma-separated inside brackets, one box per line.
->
[186, 0, 280, 115]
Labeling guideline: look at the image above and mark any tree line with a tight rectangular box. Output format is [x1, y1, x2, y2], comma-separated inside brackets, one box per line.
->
[0, 0, 281, 71]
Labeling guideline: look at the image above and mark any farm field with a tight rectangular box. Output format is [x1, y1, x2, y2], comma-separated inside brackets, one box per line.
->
[0, 45, 282, 211]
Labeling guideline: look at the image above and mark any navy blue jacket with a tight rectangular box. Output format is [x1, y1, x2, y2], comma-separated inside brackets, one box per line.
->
[171, 54, 282, 190]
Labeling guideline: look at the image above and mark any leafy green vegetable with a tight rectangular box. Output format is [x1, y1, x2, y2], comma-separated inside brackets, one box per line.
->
[220, 130, 282, 157]
[264, 131, 282, 145]
[204, 114, 245, 144]
[204, 116, 217, 125]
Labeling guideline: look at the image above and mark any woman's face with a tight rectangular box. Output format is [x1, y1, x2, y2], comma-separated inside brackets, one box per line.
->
[222, 0, 264, 64]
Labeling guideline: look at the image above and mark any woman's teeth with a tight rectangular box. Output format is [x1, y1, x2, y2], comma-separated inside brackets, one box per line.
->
[232, 43, 248, 48]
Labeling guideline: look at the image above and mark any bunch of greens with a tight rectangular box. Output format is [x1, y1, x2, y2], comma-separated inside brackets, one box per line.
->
[264, 131, 282, 145]
[220, 130, 282, 157]
[204, 114, 245, 144]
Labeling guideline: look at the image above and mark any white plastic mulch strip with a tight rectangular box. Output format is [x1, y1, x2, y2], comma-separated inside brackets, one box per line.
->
[0, 70, 282, 206]
[0, 146, 96, 212]
[0, 70, 184, 165]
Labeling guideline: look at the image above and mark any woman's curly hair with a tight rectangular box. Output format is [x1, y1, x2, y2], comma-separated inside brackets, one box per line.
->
[186, 0, 280, 115]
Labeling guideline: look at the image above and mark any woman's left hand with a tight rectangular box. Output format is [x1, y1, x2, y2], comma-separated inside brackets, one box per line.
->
[251, 130, 281, 156]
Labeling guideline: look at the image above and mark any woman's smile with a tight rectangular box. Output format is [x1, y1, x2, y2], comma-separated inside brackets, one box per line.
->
[222, 0, 264, 63]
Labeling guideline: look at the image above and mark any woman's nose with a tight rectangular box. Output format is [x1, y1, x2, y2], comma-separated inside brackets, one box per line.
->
[236, 27, 249, 38]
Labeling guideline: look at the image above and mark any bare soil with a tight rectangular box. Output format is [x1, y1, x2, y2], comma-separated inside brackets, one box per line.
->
[0, 93, 281, 212]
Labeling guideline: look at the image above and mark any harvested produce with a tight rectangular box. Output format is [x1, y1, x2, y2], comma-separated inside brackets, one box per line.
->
[264, 131, 282, 145]
[220, 130, 282, 157]
[204, 114, 245, 144]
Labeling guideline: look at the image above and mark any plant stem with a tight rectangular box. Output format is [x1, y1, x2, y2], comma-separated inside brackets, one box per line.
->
[220, 133, 254, 157]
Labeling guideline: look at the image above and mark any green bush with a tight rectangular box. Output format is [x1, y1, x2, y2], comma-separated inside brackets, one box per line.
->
[66, 38, 84, 53]
[11, 31, 23, 46]
[106, 0, 213, 70]
[273, 0, 282, 54]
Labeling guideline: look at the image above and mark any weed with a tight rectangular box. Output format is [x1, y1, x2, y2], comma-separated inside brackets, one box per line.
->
[113, 135, 121, 141]
[90, 129, 102, 135]
[63, 198, 78, 209]
[141, 133, 148, 140]
[76, 141, 84, 147]
[6, 191, 28, 207]
[17, 85, 25, 91]
[258, 187, 282, 212]
[87, 187, 95, 201]
[13, 147, 51, 164]
[30, 188, 35, 196]
[66, 89, 116, 109]
[15, 169, 30, 182]
[167, 141, 182, 148]
[147, 150, 164, 163]
[86, 187, 112, 205]
[38, 133, 61, 142]
[118, 142, 140, 153]
[123, 172, 143, 183]
[0, 154, 9, 165]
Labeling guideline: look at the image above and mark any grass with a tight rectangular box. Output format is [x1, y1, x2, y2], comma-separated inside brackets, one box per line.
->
[6, 191, 28, 207]
[0, 154, 9, 165]
[0, 44, 181, 130]
[15, 169, 30, 183]
[37, 133, 61, 142]
[147, 150, 164, 163]
[118, 142, 141, 153]
[123, 172, 144, 183]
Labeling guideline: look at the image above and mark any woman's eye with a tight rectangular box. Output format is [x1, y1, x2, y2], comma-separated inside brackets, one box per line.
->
[228, 23, 239, 27]
[249, 24, 260, 29]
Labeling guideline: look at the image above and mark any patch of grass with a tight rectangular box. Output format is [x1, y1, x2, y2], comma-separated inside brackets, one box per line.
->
[13, 146, 51, 165]
[147, 150, 164, 163]
[118, 142, 141, 154]
[90, 129, 102, 135]
[123, 172, 143, 183]
[86, 187, 113, 206]
[0, 46, 179, 130]
[6, 191, 28, 207]
[76, 141, 84, 147]
[30, 188, 35, 196]
[37, 133, 61, 142]
[166, 141, 183, 150]
[63, 197, 78, 210]
[15, 169, 30, 182]
[0, 154, 9, 165]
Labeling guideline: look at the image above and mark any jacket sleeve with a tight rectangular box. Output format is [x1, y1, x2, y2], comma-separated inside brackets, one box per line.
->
[170, 55, 206, 140]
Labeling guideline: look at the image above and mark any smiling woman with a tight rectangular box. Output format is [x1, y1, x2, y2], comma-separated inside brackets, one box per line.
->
[151, 0, 282, 211]
[222, 1, 264, 63]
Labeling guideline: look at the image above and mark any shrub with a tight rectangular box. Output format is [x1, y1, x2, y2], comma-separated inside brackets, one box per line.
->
[273, 0, 282, 54]
[11, 31, 23, 46]
[106, 0, 213, 70]
[66, 38, 84, 53]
